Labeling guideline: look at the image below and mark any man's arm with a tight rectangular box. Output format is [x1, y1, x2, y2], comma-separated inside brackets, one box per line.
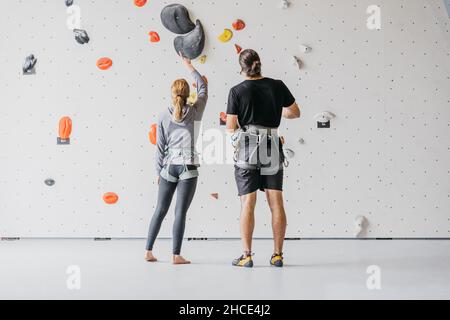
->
[282, 102, 301, 119]
[226, 114, 239, 133]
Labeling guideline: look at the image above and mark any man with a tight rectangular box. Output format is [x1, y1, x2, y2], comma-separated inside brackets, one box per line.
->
[226, 49, 301, 268]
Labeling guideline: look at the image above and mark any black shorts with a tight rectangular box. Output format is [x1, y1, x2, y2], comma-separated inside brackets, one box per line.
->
[234, 166, 283, 196]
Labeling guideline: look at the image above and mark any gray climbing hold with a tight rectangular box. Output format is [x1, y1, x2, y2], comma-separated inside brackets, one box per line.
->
[174, 20, 205, 59]
[74, 29, 90, 44]
[161, 4, 195, 34]
[23, 54, 37, 74]
[45, 179, 55, 186]
[66, 0, 73, 7]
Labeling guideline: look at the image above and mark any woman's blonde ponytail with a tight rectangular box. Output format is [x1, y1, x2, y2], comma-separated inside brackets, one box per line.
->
[171, 79, 190, 122]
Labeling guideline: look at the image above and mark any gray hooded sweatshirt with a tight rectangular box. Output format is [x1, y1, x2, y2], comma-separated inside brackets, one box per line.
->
[155, 70, 208, 175]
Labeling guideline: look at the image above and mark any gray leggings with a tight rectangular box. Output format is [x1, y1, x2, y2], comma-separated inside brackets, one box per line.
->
[146, 165, 198, 255]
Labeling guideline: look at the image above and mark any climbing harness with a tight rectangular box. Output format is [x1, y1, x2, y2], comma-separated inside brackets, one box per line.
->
[160, 148, 199, 182]
[232, 125, 288, 173]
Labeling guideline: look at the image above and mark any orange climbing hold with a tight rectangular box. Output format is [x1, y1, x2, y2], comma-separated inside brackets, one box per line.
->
[59, 116, 72, 140]
[149, 123, 157, 145]
[232, 19, 246, 31]
[149, 31, 160, 43]
[134, 0, 147, 7]
[103, 192, 119, 205]
[235, 44, 242, 54]
[96, 57, 113, 70]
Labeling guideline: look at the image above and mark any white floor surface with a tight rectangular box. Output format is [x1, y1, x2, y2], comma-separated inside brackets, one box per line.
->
[0, 239, 449, 299]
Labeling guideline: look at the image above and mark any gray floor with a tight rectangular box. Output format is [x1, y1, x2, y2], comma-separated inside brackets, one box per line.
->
[0, 239, 449, 299]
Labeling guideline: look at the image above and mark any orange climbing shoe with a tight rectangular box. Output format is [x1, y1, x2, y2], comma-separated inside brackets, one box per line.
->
[270, 253, 284, 267]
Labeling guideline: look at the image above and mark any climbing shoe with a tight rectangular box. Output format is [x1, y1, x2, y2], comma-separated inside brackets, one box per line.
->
[270, 253, 284, 267]
[232, 254, 254, 268]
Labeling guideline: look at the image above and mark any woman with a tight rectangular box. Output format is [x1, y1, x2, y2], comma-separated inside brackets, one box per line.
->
[145, 53, 208, 264]
[226, 49, 300, 268]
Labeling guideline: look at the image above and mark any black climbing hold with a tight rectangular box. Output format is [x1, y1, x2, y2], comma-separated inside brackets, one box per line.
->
[161, 4, 195, 34]
[23, 54, 37, 74]
[45, 179, 55, 186]
[317, 121, 331, 128]
[74, 29, 90, 44]
[66, 0, 74, 7]
[174, 20, 205, 60]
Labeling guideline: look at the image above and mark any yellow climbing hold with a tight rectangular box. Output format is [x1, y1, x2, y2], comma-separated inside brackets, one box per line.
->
[218, 29, 233, 42]
[188, 92, 197, 105]
[198, 55, 207, 64]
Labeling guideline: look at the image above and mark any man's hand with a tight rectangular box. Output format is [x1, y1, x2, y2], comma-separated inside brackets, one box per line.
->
[156, 176, 160, 185]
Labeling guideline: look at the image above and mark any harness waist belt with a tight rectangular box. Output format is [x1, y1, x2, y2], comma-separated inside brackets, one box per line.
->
[160, 148, 199, 182]
[233, 125, 285, 172]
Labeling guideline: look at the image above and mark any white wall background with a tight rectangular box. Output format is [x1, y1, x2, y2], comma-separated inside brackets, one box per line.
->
[0, 0, 449, 238]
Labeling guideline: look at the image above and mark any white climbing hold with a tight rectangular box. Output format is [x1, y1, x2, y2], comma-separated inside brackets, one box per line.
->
[284, 148, 295, 159]
[280, 0, 290, 9]
[292, 56, 302, 69]
[300, 44, 311, 53]
[314, 111, 336, 123]
[354, 215, 368, 237]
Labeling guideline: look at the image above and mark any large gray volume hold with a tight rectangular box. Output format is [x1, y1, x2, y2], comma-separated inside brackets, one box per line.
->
[174, 20, 205, 59]
[161, 4, 195, 34]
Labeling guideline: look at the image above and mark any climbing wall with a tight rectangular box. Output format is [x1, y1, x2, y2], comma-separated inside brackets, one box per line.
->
[0, 0, 449, 238]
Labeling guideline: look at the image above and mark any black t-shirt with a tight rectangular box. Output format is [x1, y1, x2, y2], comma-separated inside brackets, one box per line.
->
[227, 78, 295, 128]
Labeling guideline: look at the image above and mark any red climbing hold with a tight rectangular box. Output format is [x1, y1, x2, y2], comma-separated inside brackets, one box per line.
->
[232, 19, 246, 31]
[235, 44, 242, 54]
[103, 192, 119, 205]
[211, 193, 219, 200]
[96, 57, 113, 70]
[149, 123, 157, 145]
[149, 31, 160, 43]
[134, 0, 147, 7]
[59, 116, 72, 140]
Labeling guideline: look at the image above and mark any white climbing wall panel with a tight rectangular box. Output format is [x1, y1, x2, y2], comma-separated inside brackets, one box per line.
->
[0, 0, 449, 238]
